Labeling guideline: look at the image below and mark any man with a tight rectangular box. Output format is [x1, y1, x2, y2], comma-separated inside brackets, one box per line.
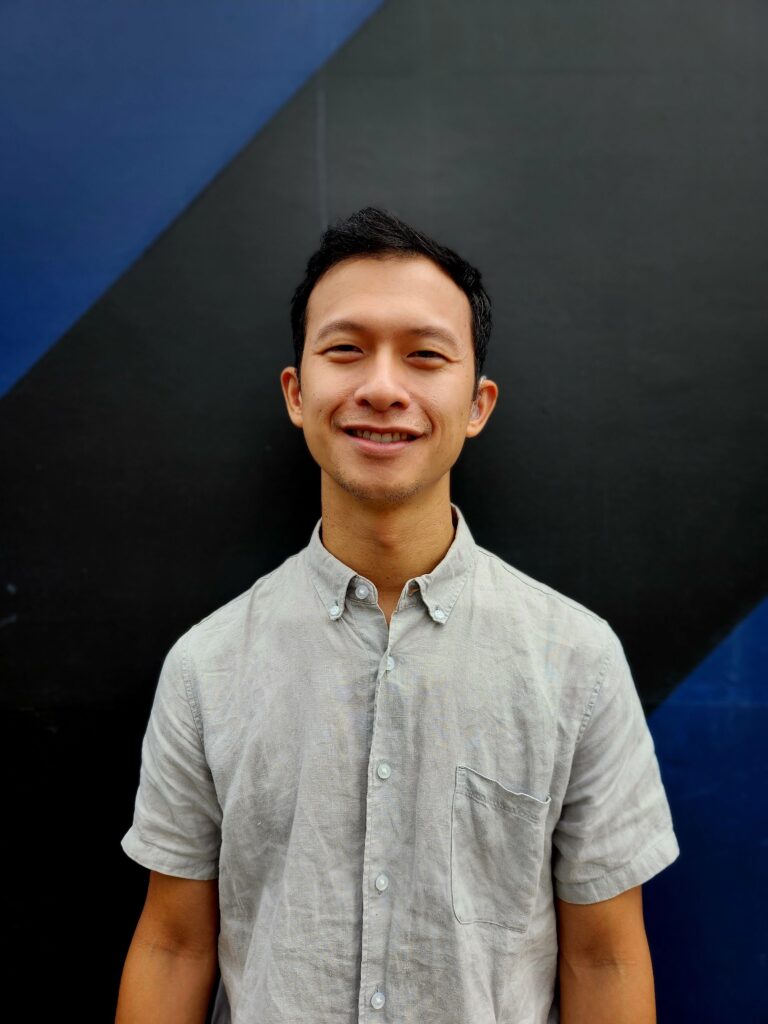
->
[116, 207, 680, 1023]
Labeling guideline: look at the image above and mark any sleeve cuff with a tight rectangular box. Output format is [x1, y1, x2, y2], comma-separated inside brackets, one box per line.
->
[555, 828, 680, 904]
[121, 826, 219, 881]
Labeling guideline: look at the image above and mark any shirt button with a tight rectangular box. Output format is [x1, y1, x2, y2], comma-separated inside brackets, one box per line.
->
[377, 761, 391, 780]
[329, 603, 340, 617]
[371, 991, 386, 1010]
[355, 583, 370, 600]
[386, 656, 395, 671]
[375, 873, 389, 892]
[434, 606, 446, 621]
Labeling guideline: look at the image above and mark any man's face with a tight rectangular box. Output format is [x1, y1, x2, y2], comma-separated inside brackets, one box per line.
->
[281, 254, 497, 508]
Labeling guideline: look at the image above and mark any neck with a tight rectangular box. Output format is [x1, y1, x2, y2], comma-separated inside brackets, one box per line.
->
[319, 475, 457, 603]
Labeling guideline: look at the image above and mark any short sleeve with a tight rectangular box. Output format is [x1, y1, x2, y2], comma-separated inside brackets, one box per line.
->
[121, 637, 221, 879]
[552, 626, 680, 903]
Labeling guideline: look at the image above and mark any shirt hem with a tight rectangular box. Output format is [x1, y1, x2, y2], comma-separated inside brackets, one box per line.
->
[554, 827, 680, 904]
[121, 828, 219, 881]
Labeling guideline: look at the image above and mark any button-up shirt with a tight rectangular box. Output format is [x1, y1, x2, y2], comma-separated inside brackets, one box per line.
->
[121, 502, 680, 1023]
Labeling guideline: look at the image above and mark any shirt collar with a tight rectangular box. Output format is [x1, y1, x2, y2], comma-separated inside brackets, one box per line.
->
[305, 502, 478, 625]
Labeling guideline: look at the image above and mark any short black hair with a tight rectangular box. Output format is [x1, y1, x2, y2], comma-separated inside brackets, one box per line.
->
[290, 206, 492, 397]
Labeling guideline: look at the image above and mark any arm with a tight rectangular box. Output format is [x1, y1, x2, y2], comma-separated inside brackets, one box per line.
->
[556, 885, 656, 1024]
[115, 870, 220, 1024]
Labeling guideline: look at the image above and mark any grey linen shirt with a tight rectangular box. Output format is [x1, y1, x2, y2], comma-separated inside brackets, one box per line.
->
[121, 502, 680, 1024]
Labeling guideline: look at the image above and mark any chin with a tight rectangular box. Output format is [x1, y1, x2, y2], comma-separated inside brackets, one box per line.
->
[333, 474, 424, 507]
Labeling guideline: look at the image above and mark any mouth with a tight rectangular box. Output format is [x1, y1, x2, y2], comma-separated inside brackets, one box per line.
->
[343, 427, 420, 443]
[342, 427, 421, 455]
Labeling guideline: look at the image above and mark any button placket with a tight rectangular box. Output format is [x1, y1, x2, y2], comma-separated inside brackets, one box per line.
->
[361, 657, 395, 1019]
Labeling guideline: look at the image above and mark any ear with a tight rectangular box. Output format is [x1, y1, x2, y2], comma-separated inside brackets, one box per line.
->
[466, 375, 499, 439]
[280, 366, 303, 429]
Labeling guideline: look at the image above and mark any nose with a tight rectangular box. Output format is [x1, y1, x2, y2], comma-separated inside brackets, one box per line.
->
[352, 349, 411, 411]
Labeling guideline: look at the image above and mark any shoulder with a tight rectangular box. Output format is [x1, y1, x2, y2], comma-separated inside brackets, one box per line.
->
[171, 547, 306, 673]
[468, 544, 626, 696]
[472, 544, 617, 657]
[470, 546, 625, 741]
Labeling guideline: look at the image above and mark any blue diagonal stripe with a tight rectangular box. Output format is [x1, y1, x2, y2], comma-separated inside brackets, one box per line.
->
[646, 596, 768, 1017]
[0, 0, 384, 396]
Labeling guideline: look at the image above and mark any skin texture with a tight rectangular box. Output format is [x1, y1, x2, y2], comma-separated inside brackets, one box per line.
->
[556, 887, 657, 1023]
[115, 871, 219, 1024]
[116, 252, 656, 1022]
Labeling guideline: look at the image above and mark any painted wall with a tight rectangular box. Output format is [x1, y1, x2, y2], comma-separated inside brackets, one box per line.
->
[2, 2, 766, 1019]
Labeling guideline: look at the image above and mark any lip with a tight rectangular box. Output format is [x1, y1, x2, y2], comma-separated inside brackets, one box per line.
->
[341, 425, 422, 438]
[342, 429, 420, 457]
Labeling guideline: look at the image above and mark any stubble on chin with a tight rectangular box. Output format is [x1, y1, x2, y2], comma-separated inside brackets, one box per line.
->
[330, 466, 424, 508]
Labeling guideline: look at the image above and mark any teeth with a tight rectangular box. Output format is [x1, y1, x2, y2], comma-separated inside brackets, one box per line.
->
[352, 429, 412, 443]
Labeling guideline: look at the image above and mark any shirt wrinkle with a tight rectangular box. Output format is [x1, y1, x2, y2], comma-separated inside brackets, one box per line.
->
[122, 501, 679, 1024]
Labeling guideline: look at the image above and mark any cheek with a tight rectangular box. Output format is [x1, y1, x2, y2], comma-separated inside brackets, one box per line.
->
[435, 397, 472, 437]
[305, 377, 348, 417]
[300, 388, 346, 450]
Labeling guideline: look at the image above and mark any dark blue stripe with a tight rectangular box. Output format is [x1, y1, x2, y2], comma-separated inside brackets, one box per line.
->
[646, 597, 768, 1017]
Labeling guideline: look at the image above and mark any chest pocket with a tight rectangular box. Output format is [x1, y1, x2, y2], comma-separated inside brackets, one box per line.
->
[450, 764, 551, 932]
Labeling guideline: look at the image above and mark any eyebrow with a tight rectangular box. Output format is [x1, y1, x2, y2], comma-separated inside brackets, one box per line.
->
[312, 318, 463, 354]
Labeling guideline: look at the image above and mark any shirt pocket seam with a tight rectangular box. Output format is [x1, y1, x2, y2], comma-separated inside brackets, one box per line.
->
[453, 785, 546, 825]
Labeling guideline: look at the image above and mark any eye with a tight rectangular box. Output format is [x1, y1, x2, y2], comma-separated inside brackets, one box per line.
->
[323, 345, 444, 360]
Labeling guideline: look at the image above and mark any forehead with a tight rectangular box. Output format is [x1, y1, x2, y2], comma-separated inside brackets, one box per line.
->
[305, 254, 473, 348]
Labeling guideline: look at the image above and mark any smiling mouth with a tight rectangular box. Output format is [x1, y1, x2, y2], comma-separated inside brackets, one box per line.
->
[343, 428, 419, 444]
